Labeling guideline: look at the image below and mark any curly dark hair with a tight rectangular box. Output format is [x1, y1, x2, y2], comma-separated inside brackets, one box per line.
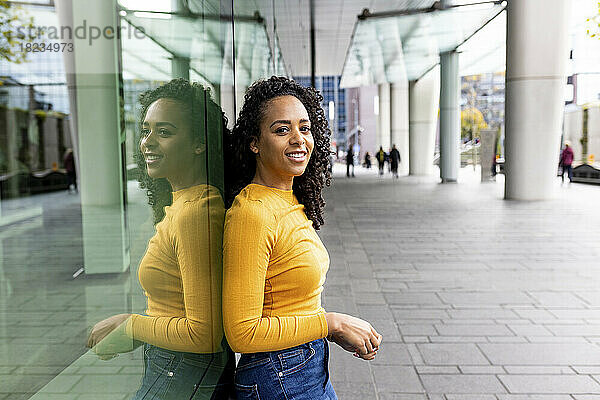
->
[135, 78, 229, 224]
[223, 76, 332, 230]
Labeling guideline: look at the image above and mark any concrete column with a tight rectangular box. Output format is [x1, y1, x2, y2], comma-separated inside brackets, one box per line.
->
[374, 94, 381, 151]
[172, 56, 190, 80]
[171, 0, 190, 80]
[391, 82, 409, 175]
[220, 24, 235, 128]
[439, 51, 461, 183]
[220, 84, 235, 129]
[409, 66, 440, 175]
[232, 21, 250, 120]
[251, 29, 267, 83]
[378, 83, 391, 151]
[504, 0, 570, 200]
[55, 0, 80, 188]
[57, 0, 129, 274]
[4, 109, 19, 200]
[235, 84, 247, 119]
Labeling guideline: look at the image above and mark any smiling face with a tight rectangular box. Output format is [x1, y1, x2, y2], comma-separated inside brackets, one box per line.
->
[250, 95, 314, 189]
[140, 98, 203, 190]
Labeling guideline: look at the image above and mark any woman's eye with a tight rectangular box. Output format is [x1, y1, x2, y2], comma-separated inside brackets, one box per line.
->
[275, 126, 289, 134]
[141, 129, 150, 136]
[159, 128, 170, 136]
[301, 126, 311, 133]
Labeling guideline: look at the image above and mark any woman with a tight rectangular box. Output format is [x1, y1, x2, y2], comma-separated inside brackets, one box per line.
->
[223, 76, 382, 400]
[87, 79, 234, 399]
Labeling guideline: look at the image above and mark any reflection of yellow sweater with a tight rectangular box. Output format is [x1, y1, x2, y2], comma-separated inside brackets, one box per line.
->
[223, 184, 329, 353]
[126, 185, 224, 353]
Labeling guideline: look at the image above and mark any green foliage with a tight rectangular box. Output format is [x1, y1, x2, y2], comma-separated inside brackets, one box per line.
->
[0, 0, 36, 63]
[34, 109, 47, 119]
[461, 107, 488, 140]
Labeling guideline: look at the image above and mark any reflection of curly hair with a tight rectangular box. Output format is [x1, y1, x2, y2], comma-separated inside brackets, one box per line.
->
[135, 78, 228, 224]
[224, 76, 332, 230]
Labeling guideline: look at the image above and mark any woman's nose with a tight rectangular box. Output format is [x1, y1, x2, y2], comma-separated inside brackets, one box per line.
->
[141, 131, 156, 149]
[290, 128, 305, 145]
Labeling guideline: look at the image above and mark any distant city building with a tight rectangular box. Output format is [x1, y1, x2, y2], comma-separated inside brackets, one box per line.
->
[294, 76, 346, 149]
[344, 85, 377, 163]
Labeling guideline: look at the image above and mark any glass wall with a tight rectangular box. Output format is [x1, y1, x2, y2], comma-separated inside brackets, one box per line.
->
[0, 0, 283, 398]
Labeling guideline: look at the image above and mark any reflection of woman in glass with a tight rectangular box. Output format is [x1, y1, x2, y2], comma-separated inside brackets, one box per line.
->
[223, 77, 382, 399]
[87, 79, 234, 399]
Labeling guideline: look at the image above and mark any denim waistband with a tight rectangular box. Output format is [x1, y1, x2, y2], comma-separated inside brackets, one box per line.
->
[144, 341, 234, 369]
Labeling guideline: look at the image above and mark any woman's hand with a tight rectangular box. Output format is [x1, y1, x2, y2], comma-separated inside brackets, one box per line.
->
[87, 314, 131, 348]
[92, 324, 140, 360]
[88, 314, 133, 359]
[325, 312, 382, 360]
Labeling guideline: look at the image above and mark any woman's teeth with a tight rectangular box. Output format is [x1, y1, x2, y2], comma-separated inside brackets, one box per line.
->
[287, 152, 306, 159]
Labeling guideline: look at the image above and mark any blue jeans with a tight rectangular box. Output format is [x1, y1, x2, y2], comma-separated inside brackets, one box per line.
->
[235, 338, 337, 400]
[131, 343, 234, 400]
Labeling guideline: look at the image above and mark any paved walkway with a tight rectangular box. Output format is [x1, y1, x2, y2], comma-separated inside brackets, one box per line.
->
[323, 164, 600, 399]
[1, 163, 599, 399]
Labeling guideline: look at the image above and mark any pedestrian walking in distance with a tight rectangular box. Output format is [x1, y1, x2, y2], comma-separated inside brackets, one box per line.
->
[63, 148, 77, 193]
[389, 144, 401, 178]
[560, 141, 574, 183]
[376, 146, 386, 176]
[364, 152, 372, 169]
[346, 147, 355, 177]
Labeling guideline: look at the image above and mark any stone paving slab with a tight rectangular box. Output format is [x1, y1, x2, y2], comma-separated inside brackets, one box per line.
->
[417, 343, 490, 365]
[419, 374, 506, 394]
[499, 374, 600, 394]
[479, 343, 600, 365]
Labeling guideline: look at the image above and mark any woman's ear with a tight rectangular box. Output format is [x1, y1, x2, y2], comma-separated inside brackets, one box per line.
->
[250, 138, 259, 154]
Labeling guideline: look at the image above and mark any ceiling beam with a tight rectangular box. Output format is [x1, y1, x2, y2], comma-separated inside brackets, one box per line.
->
[357, 0, 504, 20]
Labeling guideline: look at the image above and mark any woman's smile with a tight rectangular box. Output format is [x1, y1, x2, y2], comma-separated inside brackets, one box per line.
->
[144, 152, 163, 165]
[285, 149, 308, 162]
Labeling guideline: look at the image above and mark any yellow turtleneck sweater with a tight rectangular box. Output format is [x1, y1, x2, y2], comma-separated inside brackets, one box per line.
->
[223, 183, 330, 353]
[126, 184, 224, 353]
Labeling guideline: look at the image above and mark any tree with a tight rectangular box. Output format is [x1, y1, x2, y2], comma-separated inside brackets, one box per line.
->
[461, 107, 488, 141]
[0, 0, 36, 64]
[586, 1, 600, 39]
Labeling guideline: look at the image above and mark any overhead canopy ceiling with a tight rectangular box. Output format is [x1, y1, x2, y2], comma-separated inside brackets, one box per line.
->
[340, 2, 505, 87]
[243, 0, 509, 78]
[116, 0, 508, 84]
[240, 0, 600, 84]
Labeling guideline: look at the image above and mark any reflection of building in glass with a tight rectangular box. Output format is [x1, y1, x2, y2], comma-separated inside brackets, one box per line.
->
[0, 5, 72, 179]
[0, 6, 69, 113]
[294, 76, 346, 150]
